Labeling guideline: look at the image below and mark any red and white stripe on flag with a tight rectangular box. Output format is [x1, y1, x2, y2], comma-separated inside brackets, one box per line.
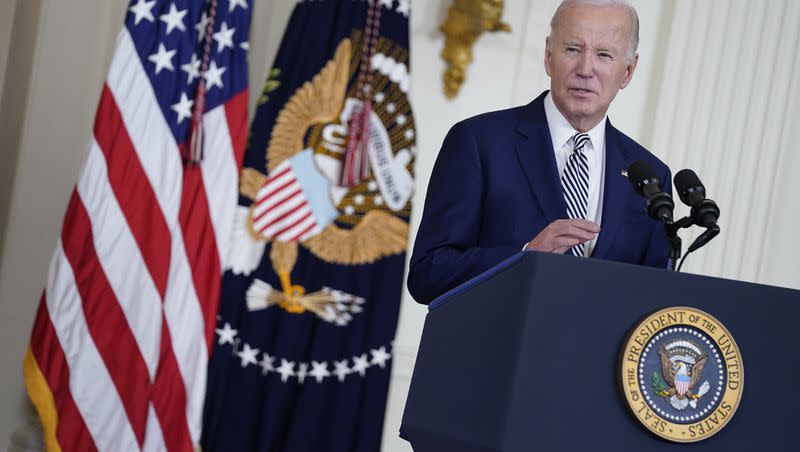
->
[22, 2, 249, 451]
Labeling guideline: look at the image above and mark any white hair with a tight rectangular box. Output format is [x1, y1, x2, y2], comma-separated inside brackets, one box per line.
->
[549, 0, 640, 61]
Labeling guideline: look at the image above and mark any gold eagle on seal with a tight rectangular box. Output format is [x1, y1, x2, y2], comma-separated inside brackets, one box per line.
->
[657, 345, 709, 400]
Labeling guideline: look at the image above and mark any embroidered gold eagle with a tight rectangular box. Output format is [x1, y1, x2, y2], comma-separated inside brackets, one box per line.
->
[239, 39, 408, 267]
[234, 38, 410, 317]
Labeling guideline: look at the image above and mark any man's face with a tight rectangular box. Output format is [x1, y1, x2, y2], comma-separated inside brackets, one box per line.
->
[545, 6, 638, 131]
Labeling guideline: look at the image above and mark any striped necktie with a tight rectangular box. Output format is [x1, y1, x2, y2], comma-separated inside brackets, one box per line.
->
[561, 132, 591, 257]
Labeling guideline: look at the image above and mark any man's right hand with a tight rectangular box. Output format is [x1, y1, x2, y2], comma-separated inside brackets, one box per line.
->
[524, 219, 601, 254]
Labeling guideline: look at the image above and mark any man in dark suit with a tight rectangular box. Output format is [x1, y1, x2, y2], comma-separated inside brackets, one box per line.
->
[408, 0, 672, 304]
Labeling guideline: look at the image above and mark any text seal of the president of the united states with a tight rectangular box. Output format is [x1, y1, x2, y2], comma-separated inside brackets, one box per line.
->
[620, 307, 743, 442]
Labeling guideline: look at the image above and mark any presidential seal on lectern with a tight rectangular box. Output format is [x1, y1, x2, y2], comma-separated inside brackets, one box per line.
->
[620, 307, 743, 442]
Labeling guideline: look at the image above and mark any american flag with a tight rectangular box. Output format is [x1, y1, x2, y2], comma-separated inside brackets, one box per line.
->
[22, 1, 250, 451]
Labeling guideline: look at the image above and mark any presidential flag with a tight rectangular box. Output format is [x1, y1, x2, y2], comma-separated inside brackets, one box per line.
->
[201, 1, 415, 451]
[22, 1, 250, 450]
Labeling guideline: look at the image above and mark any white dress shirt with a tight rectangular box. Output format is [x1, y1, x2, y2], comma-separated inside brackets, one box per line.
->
[543, 92, 607, 255]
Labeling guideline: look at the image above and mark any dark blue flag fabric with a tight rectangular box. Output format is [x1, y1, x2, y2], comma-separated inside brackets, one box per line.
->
[201, 1, 414, 451]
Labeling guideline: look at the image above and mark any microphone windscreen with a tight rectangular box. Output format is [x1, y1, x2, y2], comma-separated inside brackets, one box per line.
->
[627, 160, 657, 192]
[674, 169, 702, 192]
[674, 169, 706, 206]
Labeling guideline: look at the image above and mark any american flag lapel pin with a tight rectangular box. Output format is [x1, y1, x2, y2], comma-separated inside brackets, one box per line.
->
[621, 169, 628, 178]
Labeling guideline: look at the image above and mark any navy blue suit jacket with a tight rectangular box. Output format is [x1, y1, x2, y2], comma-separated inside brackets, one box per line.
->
[408, 92, 672, 304]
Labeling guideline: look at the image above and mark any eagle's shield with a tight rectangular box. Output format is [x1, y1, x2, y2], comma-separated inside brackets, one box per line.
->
[675, 373, 691, 396]
[250, 149, 338, 242]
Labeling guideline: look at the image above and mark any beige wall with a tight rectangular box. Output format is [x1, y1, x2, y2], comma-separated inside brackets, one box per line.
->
[0, 0, 19, 102]
[0, 0, 38, 273]
[0, 0, 797, 450]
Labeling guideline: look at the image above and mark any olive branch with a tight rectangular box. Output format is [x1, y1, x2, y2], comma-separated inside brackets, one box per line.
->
[651, 371, 669, 396]
[257, 68, 282, 106]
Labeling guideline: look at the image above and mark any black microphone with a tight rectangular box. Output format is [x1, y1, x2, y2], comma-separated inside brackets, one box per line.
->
[627, 160, 674, 223]
[674, 169, 720, 229]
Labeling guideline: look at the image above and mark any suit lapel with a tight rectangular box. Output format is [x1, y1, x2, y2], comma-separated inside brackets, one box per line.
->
[592, 121, 631, 259]
[513, 93, 567, 223]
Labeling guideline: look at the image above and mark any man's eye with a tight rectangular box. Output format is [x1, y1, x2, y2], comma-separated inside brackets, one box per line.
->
[567, 47, 579, 53]
[599, 53, 613, 59]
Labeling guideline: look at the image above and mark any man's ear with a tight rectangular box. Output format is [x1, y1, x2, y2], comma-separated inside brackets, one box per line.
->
[544, 36, 552, 77]
[620, 52, 639, 89]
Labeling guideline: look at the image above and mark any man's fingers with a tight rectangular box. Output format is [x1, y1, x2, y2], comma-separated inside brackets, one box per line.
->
[552, 236, 584, 250]
[558, 218, 601, 233]
[562, 226, 598, 241]
[550, 223, 599, 241]
[526, 219, 600, 254]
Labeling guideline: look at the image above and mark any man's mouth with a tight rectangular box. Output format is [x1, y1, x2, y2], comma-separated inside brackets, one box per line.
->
[569, 88, 595, 95]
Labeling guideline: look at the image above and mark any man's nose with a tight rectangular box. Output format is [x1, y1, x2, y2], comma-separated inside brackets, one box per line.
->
[576, 52, 594, 78]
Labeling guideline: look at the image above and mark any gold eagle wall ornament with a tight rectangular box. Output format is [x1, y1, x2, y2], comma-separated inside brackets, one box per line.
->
[440, 0, 511, 99]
